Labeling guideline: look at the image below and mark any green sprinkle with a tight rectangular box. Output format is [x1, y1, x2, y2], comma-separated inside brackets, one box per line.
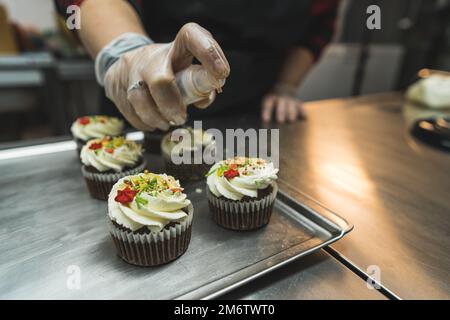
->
[217, 164, 228, 177]
[255, 180, 264, 188]
[205, 168, 217, 177]
[135, 195, 148, 208]
[206, 163, 232, 177]
[149, 178, 158, 190]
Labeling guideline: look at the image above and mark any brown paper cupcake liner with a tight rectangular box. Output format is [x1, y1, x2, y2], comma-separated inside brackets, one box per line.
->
[81, 160, 147, 200]
[109, 204, 194, 266]
[207, 182, 278, 231]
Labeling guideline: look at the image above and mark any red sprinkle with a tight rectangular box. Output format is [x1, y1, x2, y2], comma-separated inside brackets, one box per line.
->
[114, 187, 137, 204]
[78, 117, 90, 125]
[223, 168, 239, 180]
[89, 142, 103, 150]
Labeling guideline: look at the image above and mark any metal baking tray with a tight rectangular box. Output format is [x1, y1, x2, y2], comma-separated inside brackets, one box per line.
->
[0, 141, 352, 299]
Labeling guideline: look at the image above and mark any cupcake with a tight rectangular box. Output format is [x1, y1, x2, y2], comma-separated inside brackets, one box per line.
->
[108, 172, 194, 266]
[71, 115, 124, 154]
[161, 127, 215, 181]
[81, 136, 146, 200]
[206, 157, 279, 231]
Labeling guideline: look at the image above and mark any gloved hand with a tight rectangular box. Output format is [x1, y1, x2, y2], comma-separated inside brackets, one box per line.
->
[103, 23, 230, 131]
[261, 84, 306, 123]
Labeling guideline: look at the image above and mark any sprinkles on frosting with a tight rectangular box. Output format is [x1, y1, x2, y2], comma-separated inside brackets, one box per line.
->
[206, 157, 268, 180]
[115, 171, 183, 206]
[77, 115, 112, 126]
[86, 136, 139, 155]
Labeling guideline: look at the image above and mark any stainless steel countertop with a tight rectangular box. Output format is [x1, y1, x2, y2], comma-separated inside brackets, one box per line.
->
[221, 250, 386, 300]
[181, 92, 449, 299]
[274, 93, 450, 299]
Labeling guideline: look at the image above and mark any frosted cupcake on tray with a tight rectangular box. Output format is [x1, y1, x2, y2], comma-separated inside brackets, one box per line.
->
[108, 172, 194, 266]
[71, 115, 124, 154]
[206, 157, 279, 231]
[81, 136, 146, 200]
[161, 127, 215, 181]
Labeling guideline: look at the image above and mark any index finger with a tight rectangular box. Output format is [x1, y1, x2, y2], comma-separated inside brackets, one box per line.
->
[172, 23, 230, 80]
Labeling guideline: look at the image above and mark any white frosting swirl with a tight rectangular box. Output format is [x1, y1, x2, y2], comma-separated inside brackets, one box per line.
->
[207, 157, 278, 201]
[81, 136, 142, 172]
[71, 116, 124, 141]
[162, 127, 214, 154]
[108, 172, 191, 232]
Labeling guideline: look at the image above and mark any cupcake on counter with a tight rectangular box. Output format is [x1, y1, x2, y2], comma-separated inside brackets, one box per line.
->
[206, 157, 279, 231]
[161, 127, 215, 181]
[81, 136, 146, 200]
[71, 115, 124, 154]
[108, 172, 194, 266]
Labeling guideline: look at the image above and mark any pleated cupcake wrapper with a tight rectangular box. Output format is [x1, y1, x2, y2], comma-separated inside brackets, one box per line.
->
[81, 160, 147, 200]
[207, 182, 278, 231]
[109, 204, 194, 266]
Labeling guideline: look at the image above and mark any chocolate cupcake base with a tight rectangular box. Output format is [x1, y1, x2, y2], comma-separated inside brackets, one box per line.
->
[207, 182, 278, 231]
[81, 160, 147, 200]
[109, 204, 194, 266]
[163, 158, 211, 182]
[160, 128, 214, 181]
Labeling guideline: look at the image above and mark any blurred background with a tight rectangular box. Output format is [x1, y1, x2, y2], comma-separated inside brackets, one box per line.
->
[0, 0, 449, 143]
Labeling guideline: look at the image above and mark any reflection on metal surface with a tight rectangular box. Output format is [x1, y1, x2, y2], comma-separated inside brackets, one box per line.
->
[278, 93, 450, 298]
[317, 163, 374, 199]
[305, 106, 377, 202]
[125, 131, 144, 141]
[0, 141, 75, 160]
[0, 131, 144, 160]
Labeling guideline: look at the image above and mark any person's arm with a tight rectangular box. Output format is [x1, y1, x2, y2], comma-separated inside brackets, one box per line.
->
[276, 47, 314, 91]
[54, 0, 230, 131]
[262, 0, 339, 123]
[261, 48, 314, 123]
[78, 0, 147, 58]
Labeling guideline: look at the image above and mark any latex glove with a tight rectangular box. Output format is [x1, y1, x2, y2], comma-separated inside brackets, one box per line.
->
[104, 23, 230, 131]
[261, 86, 306, 123]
